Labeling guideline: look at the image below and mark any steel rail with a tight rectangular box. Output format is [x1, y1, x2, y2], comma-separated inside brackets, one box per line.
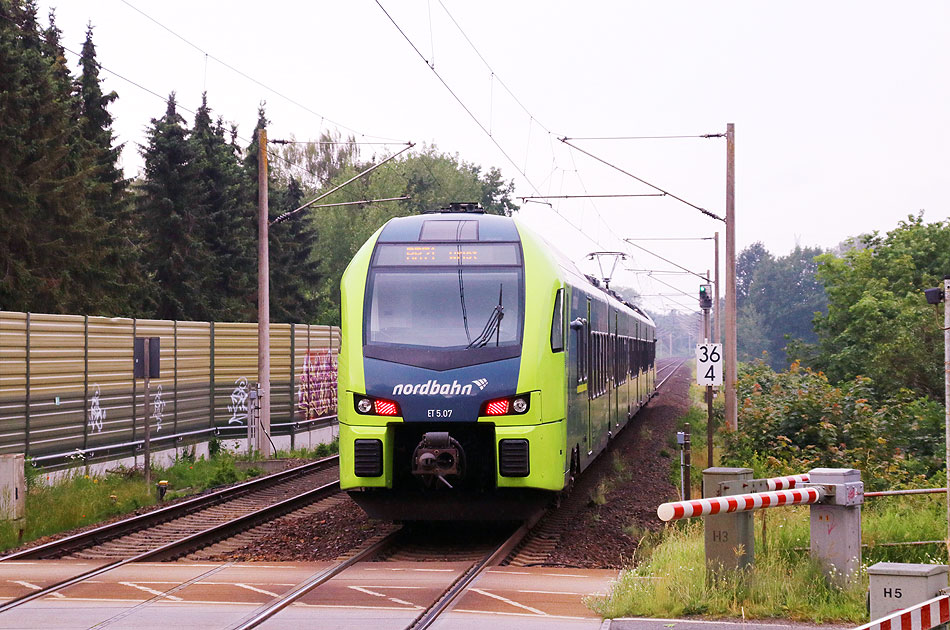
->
[407, 513, 541, 630]
[0, 478, 341, 614]
[0, 455, 339, 562]
[227, 529, 403, 630]
[655, 358, 688, 391]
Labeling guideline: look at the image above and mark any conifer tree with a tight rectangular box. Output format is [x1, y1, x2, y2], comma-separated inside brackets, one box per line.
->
[190, 93, 255, 320]
[76, 24, 146, 315]
[138, 93, 208, 319]
[270, 176, 320, 322]
[0, 2, 105, 313]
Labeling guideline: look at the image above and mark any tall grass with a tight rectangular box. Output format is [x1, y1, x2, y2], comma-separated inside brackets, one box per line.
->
[0, 452, 262, 553]
[591, 520, 868, 622]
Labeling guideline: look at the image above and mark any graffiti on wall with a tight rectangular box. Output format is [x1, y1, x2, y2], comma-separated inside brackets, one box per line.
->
[151, 385, 166, 432]
[88, 384, 105, 433]
[228, 377, 250, 425]
[297, 351, 338, 421]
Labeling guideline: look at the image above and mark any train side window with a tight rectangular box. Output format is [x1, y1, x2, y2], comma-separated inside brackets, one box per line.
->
[576, 322, 587, 384]
[551, 289, 564, 352]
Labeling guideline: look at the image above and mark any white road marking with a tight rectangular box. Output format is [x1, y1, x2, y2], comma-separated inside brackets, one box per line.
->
[362, 567, 453, 572]
[542, 573, 588, 578]
[234, 583, 279, 597]
[198, 581, 296, 587]
[488, 569, 530, 575]
[10, 581, 65, 598]
[348, 586, 424, 609]
[454, 609, 589, 620]
[470, 588, 548, 615]
[118, 582, 183, 601]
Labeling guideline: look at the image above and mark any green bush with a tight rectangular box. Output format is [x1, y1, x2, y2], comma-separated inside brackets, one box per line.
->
[721, 360, 943, 489]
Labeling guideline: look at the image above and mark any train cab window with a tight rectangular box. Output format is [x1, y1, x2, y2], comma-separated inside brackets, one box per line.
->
[419, 219, 478, 241]
[551, 289, 564, 352]
[577, 328, 587, 384]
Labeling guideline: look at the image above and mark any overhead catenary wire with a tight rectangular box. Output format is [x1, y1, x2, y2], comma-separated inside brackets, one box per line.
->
[373, 0, 619, 256]
[519, 194, 666, 200]
[624, 240, 710, 282]
[0, 12, 408, 192]
[272, 143, 416, 225]
[118, 0, 402, 142]
[270, 139, 412, 147]
[625, 237, 714, 241]
[647, 274, 701, 301]
[562, 134, 726, 141]
[560, 137, 725, 223]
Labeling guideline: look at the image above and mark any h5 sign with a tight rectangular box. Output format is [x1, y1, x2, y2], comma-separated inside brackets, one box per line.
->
[696, 343, 723, 386]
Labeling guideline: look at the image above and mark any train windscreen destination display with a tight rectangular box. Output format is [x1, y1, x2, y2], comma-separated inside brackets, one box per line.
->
[374, 243, 521, 266]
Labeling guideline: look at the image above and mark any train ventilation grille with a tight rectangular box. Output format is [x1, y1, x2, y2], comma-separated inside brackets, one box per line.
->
[354, 439, 383, 477]
[499, 439, 530, 477]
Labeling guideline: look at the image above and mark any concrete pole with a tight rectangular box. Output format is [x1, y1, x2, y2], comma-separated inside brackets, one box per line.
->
[257, 128, 272, 457]
[714, 231, 721, 344]
[724, 123, 738, 431]
[944, 275, 949, 559]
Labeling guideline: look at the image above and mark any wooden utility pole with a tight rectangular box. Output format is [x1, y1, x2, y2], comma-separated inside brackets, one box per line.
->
[725, 123, 737, 431]
[257, 128, 272, 457]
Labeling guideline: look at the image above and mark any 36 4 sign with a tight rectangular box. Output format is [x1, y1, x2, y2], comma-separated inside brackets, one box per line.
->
[696, 343, 723, 386]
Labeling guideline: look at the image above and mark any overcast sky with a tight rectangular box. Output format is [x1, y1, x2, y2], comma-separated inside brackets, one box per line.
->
[36, 1, 950, 314]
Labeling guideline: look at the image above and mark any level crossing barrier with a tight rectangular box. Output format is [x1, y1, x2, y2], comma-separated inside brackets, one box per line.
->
[852, 594, 950, 630]
[657, 486, 824, 521]
[766, 473, 809, 490]
[656, 467, 863, 584]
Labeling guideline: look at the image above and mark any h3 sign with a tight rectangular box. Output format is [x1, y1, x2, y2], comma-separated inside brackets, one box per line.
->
[696, 343, 723, 386]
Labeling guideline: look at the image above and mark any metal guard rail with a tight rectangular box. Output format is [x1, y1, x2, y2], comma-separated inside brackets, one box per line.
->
[27, 414, 338, 469]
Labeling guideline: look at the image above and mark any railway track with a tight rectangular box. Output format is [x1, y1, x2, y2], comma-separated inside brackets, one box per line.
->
[655, 356, 688, 389]
[0, 456, 343, 614]
[0, 360, 689, 624]
[227, 514, 540, 630]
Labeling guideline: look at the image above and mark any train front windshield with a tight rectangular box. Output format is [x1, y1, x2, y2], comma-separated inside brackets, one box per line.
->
[366, 243, 524, 350]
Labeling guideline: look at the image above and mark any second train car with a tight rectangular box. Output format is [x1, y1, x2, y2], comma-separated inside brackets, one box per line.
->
[337, 204, 657, 520]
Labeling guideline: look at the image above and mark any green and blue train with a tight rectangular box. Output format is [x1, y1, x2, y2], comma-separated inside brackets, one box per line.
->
[337, 204, 657, 520]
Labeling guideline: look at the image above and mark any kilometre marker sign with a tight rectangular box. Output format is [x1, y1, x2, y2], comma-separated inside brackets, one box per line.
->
[696, 343, 723, 386]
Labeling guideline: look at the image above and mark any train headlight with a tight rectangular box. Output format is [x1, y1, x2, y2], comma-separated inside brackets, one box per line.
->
[480, 394, 531, 416]
[354, 395, 401, 416]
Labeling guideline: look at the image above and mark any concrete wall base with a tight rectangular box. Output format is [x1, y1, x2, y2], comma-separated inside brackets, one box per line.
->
[36, 423, 339, 485]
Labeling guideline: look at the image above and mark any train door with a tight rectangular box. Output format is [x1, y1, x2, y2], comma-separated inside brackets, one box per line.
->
[612, 311, 619, 431]
[636, 321, 643, 406]
[585, 298, 593, 456]
[568, 293, 591, 468]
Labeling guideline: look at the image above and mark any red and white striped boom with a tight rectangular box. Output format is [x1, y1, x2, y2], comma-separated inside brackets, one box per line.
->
[657, 487, 824, 522]
[853, 594, 950, 630]
[765, 473, 809, 490]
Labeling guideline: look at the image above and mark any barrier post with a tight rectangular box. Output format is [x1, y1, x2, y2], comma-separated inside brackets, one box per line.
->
[868, 563, 948, 624]
[703, 467, 754, 573]
[808, 468, 864, 585]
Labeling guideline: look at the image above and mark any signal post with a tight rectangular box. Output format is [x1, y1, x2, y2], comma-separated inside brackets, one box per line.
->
[697, 282, 717, 471]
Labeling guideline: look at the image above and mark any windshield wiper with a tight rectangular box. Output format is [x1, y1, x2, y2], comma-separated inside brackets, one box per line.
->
[466, 285, 504, 349]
